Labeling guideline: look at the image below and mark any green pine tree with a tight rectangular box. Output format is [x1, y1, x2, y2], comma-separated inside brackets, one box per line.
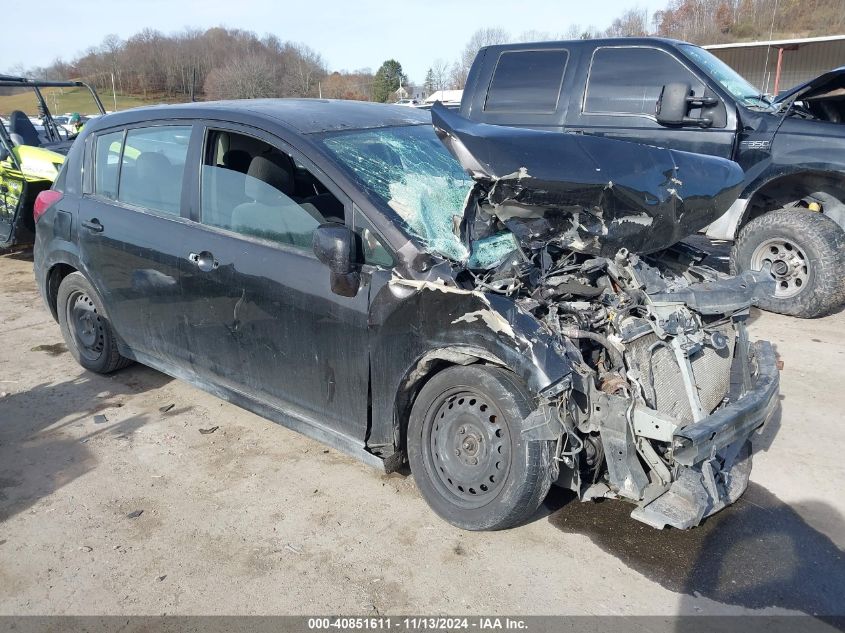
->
[372, 59, 408, 103]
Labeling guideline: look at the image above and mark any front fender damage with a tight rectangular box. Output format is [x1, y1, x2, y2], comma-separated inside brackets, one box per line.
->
[372, 106, 780, 529]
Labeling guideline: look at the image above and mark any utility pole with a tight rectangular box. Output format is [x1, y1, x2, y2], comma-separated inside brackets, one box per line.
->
[111, 72, 117, 111]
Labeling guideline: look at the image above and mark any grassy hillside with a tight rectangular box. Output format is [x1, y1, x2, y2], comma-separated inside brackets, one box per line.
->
[0, 86, 164, 116]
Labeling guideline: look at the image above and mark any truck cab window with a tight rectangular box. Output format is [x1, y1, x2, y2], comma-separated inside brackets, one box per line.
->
[485, 50, 568, 113]
[585, 47, 704, 115]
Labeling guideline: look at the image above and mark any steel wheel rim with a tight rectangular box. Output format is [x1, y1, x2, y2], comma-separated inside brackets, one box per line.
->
[66, 290, 105, 362]
[423, 389, 511, 509]
[750, 238, 809, 298]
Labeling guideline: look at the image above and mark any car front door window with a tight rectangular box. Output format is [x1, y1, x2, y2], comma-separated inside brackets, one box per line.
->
[200, 130, 341, 250]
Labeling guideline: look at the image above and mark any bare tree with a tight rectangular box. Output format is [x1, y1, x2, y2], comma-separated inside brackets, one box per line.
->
[517, 29, 555, 42]
[431, 58, 450, 92]
[453, 27, 510, 88]
[605, 8, 650, 36]
[204, 54, 279, 100]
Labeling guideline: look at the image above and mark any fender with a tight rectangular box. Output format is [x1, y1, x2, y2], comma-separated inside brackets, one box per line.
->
[366, 276, 573, 456]
[36, 245, 85, 320]
[705, 164, 845, 240]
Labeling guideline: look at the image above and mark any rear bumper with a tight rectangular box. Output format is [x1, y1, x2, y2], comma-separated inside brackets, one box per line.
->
[631, 341, 779, 529]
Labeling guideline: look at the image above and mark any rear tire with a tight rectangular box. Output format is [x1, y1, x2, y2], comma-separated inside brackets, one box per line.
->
[407, 365, 554, 531]
[730, 208, 845, 318]
[57, 272, 132, 374]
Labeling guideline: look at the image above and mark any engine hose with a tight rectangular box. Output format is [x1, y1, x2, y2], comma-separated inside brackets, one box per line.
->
[559, 327, 625, 370]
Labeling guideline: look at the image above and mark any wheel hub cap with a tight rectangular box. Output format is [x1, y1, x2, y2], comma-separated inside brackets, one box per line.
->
[750, 238, 809, 299]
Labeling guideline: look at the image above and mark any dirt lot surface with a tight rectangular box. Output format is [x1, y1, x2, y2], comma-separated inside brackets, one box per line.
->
[1, 248, 843, 616]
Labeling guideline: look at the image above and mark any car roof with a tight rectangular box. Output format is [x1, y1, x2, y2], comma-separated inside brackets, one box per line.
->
[480, 36, 690, 53]
[92, 98, 431, 135]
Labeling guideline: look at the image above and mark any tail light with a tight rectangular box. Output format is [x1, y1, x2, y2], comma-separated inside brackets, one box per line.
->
[33, 190, 63, 223]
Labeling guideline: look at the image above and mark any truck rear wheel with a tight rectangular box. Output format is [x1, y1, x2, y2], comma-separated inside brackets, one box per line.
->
[731, 208, 845, 318]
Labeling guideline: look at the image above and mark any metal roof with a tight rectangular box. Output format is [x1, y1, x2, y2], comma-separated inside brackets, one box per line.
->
[704, 34, 845, 50]
[119, 98, 431, 134]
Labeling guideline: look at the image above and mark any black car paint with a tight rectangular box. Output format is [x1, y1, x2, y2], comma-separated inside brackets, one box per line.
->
[34, 100, 577, 469]
[431, 103, 744, 256]
[460, 38, 845, 237]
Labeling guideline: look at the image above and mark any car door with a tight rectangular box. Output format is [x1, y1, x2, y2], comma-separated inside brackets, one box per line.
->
[565, 45, 738, 158]
[0, 126, 27, 246]
[78, 123, 199, 367]
[178, 123, 371, 443]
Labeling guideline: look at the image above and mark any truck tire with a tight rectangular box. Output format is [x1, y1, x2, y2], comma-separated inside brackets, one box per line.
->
[57, 272, 133, 374]
[731, 208, 845, 318]
[407, 365, 555, 531]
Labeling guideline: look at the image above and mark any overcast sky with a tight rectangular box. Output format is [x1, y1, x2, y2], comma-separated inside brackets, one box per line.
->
[2, 0, 668, 83]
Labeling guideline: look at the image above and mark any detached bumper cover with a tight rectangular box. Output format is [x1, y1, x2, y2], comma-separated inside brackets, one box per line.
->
[632, 341, 779, 529]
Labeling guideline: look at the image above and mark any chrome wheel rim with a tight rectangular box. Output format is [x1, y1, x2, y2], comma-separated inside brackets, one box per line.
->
[750, 238, 809, 299]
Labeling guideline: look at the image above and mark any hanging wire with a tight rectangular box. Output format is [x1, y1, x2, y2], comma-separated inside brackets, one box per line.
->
[761, 0, 780, 94]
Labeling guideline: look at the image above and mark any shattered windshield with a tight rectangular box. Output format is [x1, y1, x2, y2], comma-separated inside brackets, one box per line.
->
[679, 45, 774, 109]
[320, 124, 475, 261]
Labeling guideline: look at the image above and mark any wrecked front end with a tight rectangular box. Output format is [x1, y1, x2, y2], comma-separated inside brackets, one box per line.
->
[418, 105, 780, 529]
[441, 236, 780, 529]
[519, 248, 778, 529]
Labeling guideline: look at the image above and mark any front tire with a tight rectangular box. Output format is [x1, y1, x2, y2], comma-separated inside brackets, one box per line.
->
[731, 208, 845, 318]
[57, 272, 132, 374]
[407, 365, 554, 531]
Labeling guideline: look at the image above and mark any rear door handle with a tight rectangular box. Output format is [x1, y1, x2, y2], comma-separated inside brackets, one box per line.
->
[188, 251, 219, 272]
[81, 218, 104, 233]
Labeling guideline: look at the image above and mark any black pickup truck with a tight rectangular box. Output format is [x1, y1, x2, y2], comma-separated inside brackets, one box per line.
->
[460, 38, 845, 317]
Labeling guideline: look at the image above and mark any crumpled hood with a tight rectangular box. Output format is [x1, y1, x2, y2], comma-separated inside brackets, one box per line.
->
[774, 65, 845, 105]
[431, 102, 744, 256]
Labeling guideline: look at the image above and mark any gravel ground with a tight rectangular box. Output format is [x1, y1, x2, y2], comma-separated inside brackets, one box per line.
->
[0, 248, 843, 616]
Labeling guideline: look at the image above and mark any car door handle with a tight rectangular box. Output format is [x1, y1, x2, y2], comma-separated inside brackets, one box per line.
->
[81, 219, 104, 233]
[188, 251, 219, 272]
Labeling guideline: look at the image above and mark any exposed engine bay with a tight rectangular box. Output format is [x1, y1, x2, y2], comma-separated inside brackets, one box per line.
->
[453, 225, 778, 528]
[405, 104, 781, 528]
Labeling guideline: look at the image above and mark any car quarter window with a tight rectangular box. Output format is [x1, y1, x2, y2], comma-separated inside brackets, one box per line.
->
[485, 49, 569, 113]
[200, 129, 345, 251]
[114, 125, 191, 215]
[93, 130, 123, 199]
[584, 47, 705, 116]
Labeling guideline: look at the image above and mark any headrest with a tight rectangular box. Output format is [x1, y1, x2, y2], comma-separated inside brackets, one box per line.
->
[222, 149, 251, 174]
[245, 153, 294, 203]
[136, 152, 172, 179]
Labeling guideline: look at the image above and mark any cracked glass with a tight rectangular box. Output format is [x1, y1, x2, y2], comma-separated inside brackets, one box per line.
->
[320, 125, 475, 262]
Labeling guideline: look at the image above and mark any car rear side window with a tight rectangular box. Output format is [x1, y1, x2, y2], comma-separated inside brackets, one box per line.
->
[94, 130, 123, 199]
[200, 130, 344, 250]
[117, 126, 191, 215]
[484, 50, 568, 113]
[584, 47, 704, 115]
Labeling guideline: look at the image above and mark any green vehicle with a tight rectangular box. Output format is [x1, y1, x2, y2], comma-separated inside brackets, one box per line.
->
[0, 75, 105, 248]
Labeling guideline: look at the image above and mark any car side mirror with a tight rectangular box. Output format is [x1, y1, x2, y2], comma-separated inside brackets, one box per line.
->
[656, 82, 715, 128]
[313, 223, 361, 297]
[0, 146, 9, 163]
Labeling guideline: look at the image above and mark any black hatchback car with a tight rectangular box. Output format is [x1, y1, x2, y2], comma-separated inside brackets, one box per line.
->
[33, 99, 779, 531]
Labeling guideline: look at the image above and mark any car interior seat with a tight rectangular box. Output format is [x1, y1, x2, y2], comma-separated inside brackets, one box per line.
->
[122, 152, 178, 212]
[222, 149, 251, 174]
[232, 154, 323, 245]
[8, 111, 41, 147]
